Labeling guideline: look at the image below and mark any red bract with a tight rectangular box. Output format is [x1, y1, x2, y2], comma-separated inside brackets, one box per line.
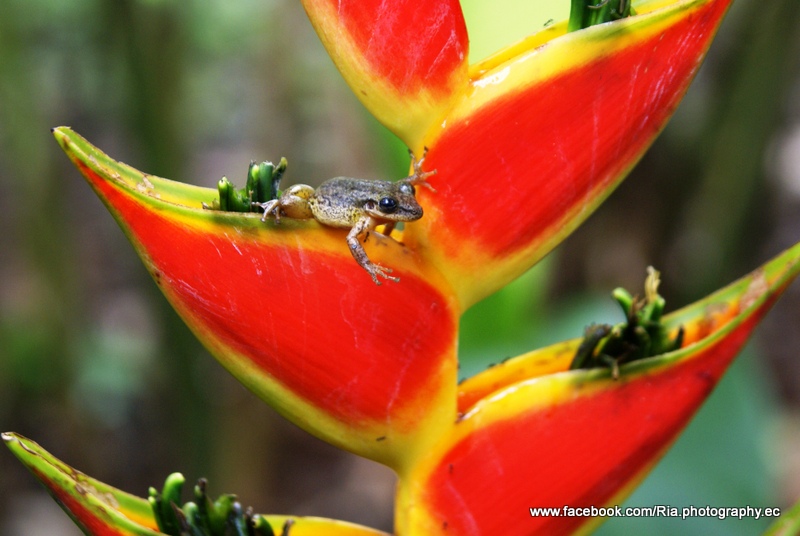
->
[8, 0, 797, 535]
[402, 247, 800, 534]
[3, 433, 390, 536]
[56, 129, 460, 466]
[301, 0, 469, 143]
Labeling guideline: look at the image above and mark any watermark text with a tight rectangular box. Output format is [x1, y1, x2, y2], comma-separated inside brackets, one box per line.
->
[529, 505, 781, 520]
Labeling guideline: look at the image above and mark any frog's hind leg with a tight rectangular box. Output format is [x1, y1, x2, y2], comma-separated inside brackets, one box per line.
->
[254, 199, 282, 222]
[254, 184, 315, 223]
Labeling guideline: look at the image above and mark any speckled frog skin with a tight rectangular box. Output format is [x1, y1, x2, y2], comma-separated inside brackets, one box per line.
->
[256, 149, 434, 284]
[309, 178, 422, 227]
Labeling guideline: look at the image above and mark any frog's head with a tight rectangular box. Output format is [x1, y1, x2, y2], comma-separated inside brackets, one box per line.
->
[365, 181, 423, 222]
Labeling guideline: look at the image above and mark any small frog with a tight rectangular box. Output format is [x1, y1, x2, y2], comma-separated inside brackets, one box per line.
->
[255, 149, 435, 284]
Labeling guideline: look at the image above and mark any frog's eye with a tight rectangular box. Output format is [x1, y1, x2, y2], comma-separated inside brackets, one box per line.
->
[399, 183, 415, 196]
[378, 197, 398, 213]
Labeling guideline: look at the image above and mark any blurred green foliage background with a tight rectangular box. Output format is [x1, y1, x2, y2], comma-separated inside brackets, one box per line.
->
[1, 0, 799, 534]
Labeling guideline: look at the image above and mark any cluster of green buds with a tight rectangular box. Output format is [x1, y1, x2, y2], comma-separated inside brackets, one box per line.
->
[148, 473, 288, 536]
[568, 0, 635, 31]
[570, 267, 685, 379]
[204, 158, 288, 213]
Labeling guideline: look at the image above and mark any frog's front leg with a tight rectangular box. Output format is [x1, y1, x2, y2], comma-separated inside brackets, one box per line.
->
[347, 216, 400, 285]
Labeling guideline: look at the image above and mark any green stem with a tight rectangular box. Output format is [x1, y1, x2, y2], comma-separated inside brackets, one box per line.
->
[568, 0, 589, 31]
[569, 0, 635, 31]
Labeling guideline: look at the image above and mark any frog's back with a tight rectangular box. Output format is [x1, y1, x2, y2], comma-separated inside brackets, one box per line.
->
[309, 177, 384, 228]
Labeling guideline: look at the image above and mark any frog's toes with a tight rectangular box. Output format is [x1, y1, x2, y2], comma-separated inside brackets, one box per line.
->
[409, 146, 429, 168]
[406, 148, 437, 189]
[367, 263, 400, 285]
[412, 170, 437, 191]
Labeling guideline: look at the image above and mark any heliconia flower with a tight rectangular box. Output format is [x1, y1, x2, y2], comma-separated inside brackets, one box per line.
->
[52, 0, 736, 468]
[19, 0, 797, 534]
[2, 432, 389, 536]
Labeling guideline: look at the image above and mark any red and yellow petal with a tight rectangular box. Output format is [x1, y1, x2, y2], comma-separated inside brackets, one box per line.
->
[3, 433, 390, 536]
[3, 432, 161, 536]
[456, 340, 579, 416]
[406, 0, 733, 308]
[300, 0, 469, 146]
[261, 517, 390, 536]
[55, 127, 459, 467]
[397, 242, 800, 536]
